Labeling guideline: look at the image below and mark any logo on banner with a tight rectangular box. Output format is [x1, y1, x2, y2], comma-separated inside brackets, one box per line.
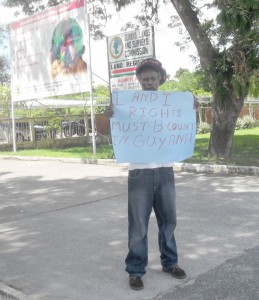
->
[109, 36, 123, 59]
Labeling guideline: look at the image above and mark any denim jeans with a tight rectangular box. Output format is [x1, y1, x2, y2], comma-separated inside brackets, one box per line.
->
[125, 167, 178, 276]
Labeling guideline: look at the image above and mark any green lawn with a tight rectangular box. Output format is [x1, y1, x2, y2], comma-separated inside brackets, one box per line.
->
[0, 127, 258, 167]
[0, 144, 114, 159]
[185, 127, 259, 166]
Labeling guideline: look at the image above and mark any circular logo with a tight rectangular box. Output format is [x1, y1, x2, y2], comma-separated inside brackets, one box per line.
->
[109, 36, 123, 59]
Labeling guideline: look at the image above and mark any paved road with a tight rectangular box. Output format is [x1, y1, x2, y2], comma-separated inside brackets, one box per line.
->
[0, 159, 258, 300]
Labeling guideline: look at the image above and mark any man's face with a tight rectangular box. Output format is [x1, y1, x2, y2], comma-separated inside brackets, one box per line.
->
[137, 68, 161, 91]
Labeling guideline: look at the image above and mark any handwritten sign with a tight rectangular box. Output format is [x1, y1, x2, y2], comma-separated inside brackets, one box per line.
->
[110, 90, 196, 163]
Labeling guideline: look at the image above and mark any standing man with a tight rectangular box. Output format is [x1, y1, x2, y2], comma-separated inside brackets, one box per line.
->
[107, 58, 190, 291]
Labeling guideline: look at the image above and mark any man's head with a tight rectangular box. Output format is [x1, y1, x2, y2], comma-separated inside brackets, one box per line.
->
[136, 58, 167, 91]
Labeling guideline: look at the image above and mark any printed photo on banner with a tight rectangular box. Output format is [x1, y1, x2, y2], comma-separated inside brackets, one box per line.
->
[9, 0, 90, 102]
[110, 90, 197, 163]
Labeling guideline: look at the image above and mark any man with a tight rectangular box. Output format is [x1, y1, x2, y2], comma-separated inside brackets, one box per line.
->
[107, 58, 189, 291]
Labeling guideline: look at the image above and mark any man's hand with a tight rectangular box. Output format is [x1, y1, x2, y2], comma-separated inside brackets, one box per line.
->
[105, 103, 114, 119]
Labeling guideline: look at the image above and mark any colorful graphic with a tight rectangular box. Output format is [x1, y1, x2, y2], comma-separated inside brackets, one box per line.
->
[50, 18, 87, 77]
[109, 36, 123, 59]
[9, 0, 90, 102]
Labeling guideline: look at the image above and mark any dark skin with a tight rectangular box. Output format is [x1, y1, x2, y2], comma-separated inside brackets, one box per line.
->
[137, 68, 161, 91]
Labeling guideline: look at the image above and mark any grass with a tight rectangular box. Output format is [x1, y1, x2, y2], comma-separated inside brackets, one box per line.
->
[0, 127, 258, 167]
[0, 144, 114, 159]
[185, 127, 259, 167]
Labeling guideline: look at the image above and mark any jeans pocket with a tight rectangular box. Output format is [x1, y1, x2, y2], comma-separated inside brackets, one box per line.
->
[128, 169, 143, 179]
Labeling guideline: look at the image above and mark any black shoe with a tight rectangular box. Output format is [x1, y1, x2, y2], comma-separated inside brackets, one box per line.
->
[129, 276, 144, 290]
[162, 265, 187, 279]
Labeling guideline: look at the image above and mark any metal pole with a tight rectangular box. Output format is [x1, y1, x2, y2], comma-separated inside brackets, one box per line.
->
[8, 22, 16, 152]
[11, 99, 17, 152]
[86, 11, 96, 155]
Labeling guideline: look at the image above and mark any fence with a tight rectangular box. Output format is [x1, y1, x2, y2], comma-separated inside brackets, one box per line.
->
[0, 113, 111, 151]
[198, 101, 259, 125]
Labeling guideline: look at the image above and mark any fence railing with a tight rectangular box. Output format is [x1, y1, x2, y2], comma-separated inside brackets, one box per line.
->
[0, 114, 92, 144]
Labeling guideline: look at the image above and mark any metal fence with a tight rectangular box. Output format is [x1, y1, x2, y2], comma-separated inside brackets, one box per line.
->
[0, 114, 92, 144]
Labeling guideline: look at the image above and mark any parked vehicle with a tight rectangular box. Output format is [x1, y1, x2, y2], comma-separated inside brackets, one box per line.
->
[34, 125, 57, 140]
[62, 120, 86, 137]
[0, 123, 57, 143]
[0, 123, 30, 143]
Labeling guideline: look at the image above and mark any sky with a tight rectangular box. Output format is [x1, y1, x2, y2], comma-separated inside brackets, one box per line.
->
[0, 1, 197, 85]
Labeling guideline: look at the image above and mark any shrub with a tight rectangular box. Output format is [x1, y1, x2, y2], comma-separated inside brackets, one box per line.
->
[197, 122, 211, 134]
[235, 118, 243, 130]
[240, 115, 256, 129]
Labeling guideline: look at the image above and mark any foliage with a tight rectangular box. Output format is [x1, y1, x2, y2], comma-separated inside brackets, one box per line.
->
[42, 117, 62, 135]
[0, 84, 110, 118]
[197, 122, 211, 134]
[236, 115, 256, 130]
[235, 117, 243, 130]
[93, 84, 110, 113]
[0, 85, 11, 117]
[0, 25, 7, 45]
[0, 55, 10, 85]
[3, 0, 112, 39]
[239, 115, 256, 129]
[0, 25, 10, 85]
[159, 69, 212, 96]
[249, 73, 259, 97]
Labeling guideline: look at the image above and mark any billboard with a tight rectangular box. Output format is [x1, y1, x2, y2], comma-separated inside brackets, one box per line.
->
[107, 27, 155, 91]
[9, 0, 90, 102]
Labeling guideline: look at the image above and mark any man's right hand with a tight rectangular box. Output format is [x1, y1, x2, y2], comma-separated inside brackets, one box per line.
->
[105, 104, 114, 119]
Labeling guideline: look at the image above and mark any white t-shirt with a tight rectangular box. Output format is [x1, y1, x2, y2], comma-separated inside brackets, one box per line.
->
[128, 163, 174, 170]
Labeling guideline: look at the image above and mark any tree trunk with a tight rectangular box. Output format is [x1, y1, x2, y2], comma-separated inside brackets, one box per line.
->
[208, 93, 244, 158]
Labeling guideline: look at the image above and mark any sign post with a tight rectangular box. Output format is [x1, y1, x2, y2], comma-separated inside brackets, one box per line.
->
[107, 27, 155, 91]
[9, 0, 96, 153]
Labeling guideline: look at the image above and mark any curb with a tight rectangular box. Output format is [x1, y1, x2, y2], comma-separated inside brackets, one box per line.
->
[0, 156, 116, 166]
[0, 282, 35, 300]
[0, 156, 258, 176]
[173, 162, 259, 176]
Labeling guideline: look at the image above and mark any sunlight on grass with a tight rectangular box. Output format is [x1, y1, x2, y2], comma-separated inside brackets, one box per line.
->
[0, 144, 114, 159]
[185, 127, 259, 166]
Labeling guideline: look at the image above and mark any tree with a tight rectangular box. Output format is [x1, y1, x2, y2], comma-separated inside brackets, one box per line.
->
[0, 85, 11, 117]
[3, 0, 259, 158]
[0, 55, 10, 85]
[113, 0, 259, 158]
[169, 0, 259, 158]
[159, 69, 211, 96]
[0, 25, 10, 85]
[3, 0, 111, 39]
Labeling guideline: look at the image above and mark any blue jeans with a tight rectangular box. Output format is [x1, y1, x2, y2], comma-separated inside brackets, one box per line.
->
[125, 167, 178, 276]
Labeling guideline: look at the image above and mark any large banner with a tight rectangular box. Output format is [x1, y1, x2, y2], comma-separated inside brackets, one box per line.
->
[110, 90, 196, 163]
[9, 0, 90, 102]
[107, 27, 155, 91]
